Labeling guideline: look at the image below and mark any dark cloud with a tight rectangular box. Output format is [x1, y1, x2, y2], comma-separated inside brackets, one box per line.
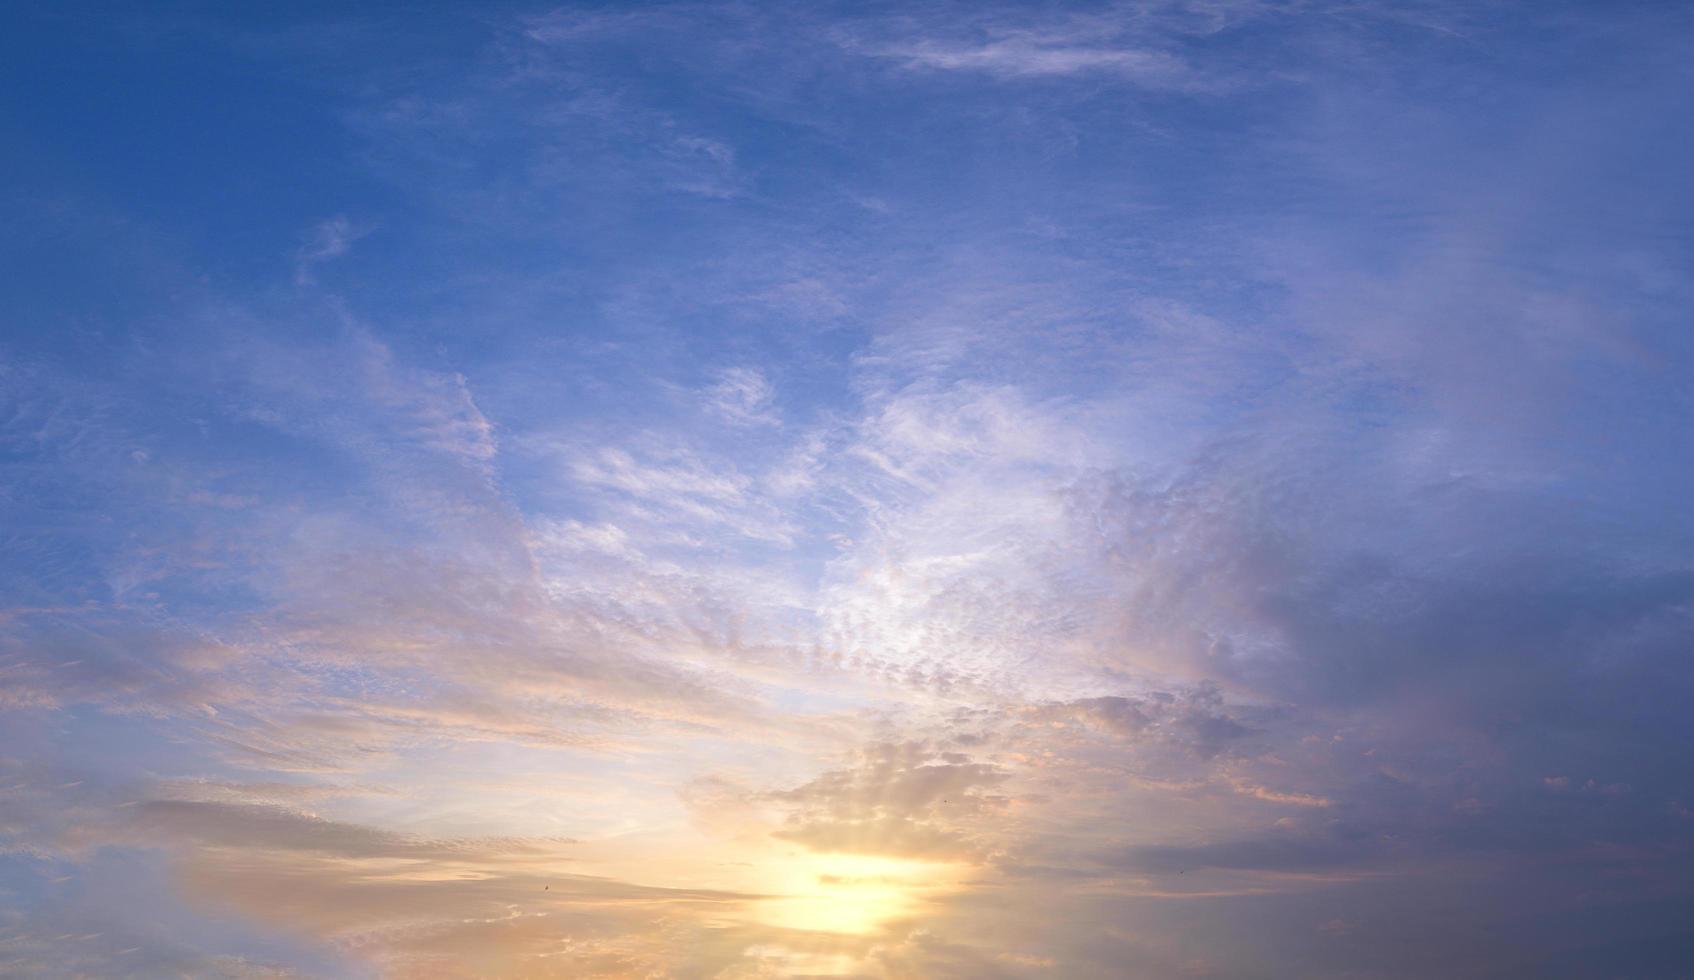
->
[768, 743, 1010, 861]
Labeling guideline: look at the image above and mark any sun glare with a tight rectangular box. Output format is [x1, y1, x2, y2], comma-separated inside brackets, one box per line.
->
[751, 852, 963, 936]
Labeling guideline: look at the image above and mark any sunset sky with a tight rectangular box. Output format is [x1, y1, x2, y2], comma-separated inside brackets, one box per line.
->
[4, 2, 1694, 977]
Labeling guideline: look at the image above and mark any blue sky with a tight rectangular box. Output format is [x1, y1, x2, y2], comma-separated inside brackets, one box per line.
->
[4, 2, 1694, 977]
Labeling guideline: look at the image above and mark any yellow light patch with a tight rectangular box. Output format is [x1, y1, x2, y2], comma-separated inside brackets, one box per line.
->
[750, 852, 965, 935]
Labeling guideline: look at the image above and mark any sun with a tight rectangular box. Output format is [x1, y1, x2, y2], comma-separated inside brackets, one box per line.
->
[752, 851, 964, 936]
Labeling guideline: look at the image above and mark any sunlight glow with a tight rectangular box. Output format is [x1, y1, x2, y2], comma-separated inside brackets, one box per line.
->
[752, 852, 966, 935]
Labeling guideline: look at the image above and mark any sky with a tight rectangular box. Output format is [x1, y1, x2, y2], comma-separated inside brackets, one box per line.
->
[2, 1, 1693, 977]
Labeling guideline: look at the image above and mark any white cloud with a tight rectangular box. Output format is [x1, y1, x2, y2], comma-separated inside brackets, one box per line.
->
[292, 215, 368, 285]
[703, 366, 780, 427]
[883, 38, 1191, 83]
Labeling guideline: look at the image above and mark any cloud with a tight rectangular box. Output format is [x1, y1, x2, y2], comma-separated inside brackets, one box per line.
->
[879, 39, 1191, 83]
[704, 366, 780, 427]
[7, 1, 1694, 975]
[292, 215, 367, 285]
[62, 796, 767, 977]
[762, 743, 1010, 861]
[1031, 687, 1254, 758]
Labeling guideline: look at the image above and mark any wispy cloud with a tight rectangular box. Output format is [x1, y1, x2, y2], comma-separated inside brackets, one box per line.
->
[879, 38, 1191, 83]
[292, 215, 368, 285]
[703, 365, 780, 427]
